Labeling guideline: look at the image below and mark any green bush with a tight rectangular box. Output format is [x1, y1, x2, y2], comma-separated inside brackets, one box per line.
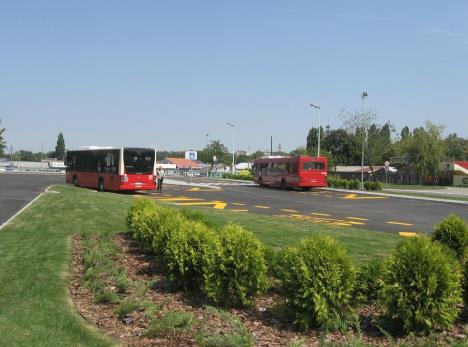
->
[461, 247, 468, 307]
[363, 181, 383, 191]
[354, 259, 384, 305]
[277, 235, 356, 330]
[431, 214, 468, 259]
[349, 179, 361, 190]
[126, 198, 159, 251]
[163, 220, 220, 291]
[204, 224, 268, 307]
[380, 236, 462, 333]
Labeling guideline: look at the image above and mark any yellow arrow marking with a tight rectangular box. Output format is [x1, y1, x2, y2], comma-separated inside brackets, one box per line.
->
[311, 212, 331, 217]
[175, 201, 227, 209]
[399, 232, 417, 237]
[343, 194, 386, 200]
[386, 221, 413, 226]
[187, 187, 218, 192]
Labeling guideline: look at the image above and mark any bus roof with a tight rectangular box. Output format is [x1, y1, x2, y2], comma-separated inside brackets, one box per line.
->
[67, 147, 155, 152]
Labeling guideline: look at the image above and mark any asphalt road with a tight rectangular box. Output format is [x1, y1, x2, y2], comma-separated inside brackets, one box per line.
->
[149, 176, 468, 234]
[0, 173, 64, 226]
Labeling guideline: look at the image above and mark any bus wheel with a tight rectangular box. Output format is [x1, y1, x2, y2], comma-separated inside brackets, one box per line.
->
[302, 187, 311, 191]
[281, 179, 287, 190]
[73, 176, 79, 186]
[98, 178, 104, 192]
[258, 178, 264, 187]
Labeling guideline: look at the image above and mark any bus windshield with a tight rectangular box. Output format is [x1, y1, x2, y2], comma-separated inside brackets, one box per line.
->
[124, 149, 155, 174]
[302, 161, 325, 171]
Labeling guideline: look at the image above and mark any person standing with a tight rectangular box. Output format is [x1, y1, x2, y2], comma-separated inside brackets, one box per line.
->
[158, 169, 165, 193]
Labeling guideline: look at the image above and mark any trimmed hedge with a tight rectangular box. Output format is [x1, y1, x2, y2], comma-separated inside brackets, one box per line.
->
[277, 235, 356, 330]
[380, 236, 462, 333]
[431, 214, 468, 259]
[327, 177, 381, 191]
[126, 199, 268, 307]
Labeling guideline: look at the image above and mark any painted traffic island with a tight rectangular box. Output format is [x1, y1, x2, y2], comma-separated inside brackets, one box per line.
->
[70, 232, 468, 346]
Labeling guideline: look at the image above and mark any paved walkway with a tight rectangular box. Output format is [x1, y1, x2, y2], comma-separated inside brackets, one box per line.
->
[384, 186, 468, 197]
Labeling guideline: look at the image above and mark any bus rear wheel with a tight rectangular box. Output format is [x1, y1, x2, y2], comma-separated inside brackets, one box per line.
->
[98, 178, 104, 192]
[258, 178, 264, 187]
[73, 176, 79, 186]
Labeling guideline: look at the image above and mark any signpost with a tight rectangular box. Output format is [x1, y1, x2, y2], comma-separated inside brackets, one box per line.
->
[384, 160, 390, 184]
[185, 150, 197, 161]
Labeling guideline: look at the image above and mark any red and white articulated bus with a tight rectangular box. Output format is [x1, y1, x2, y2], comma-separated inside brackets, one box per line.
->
[252, 155, 328, 190]
[66, 147, 157, 191]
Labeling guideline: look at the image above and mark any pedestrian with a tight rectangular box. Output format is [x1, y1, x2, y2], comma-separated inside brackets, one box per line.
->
[156, 169, 161, 193]
[158, 169, 165, 193]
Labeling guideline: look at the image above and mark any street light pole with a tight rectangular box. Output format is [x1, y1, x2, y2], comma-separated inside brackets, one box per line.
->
[309, 104, 321, 157]
[226, 123, 235, 173]
[360, 92, 368, 191]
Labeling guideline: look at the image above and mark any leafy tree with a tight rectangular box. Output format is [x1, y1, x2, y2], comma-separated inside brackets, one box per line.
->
[198, 140, 229, 174]
[306, 126, 325, 156]
[250, 150, 265, 160]
[322, 128, 360, 165]
[156, 150, 185, 160]
[55, 132, 65, 160]
[401, 126, 411, 139]
[444, 133, 468, 161]
[366, 122, 394, 167]
[0, 119, 6, 157]
[289, 146, 308, 156]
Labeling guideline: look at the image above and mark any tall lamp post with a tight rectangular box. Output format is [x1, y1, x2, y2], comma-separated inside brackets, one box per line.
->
[360, 92, 368, 191]
[226, 122, 235, 173]
[309, 104, 321, 157]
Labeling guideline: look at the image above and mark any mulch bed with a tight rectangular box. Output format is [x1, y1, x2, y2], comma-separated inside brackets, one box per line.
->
[70, 233, 468, 346]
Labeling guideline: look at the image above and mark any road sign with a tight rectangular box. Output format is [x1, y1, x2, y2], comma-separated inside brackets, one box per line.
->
[185, 150, 197, 160]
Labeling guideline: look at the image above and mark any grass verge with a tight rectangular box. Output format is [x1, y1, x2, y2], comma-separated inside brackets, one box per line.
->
[0, 184, 400, 346]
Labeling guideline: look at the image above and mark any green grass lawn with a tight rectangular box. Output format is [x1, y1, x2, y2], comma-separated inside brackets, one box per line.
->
[0, 184, 401, 346]
[382, 183, 446, 190]
[382, 191, 468, 202]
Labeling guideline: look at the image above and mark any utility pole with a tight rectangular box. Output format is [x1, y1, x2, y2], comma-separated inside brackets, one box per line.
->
[309, 104, 321, 157]
[270, 136, 273, 156]
[360, 92, 368, 191]
[226, 123, 235, 173]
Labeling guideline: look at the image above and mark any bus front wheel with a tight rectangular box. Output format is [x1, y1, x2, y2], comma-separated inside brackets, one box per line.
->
[258, 178, 264, 187]
[73, 176, 79, 187]
[281, 179, 287, 190]
[98, 178, 104, 192]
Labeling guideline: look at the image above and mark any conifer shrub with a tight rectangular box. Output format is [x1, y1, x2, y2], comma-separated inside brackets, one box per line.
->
[431, 214, 468, 259]
[163, 220, 220, 291]
[460, 247, 468, 307]
[277, 235, 356, 330]
[380, 236, 461, 333]
[204, 224, 268, 307]
[354, 259, 384, 305]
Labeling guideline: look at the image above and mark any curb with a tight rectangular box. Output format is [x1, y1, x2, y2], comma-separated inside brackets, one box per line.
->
[164, 179, 221, 190]
[320, 187, 468, 206]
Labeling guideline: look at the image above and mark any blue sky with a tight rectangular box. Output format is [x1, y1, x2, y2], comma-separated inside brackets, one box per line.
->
[1, 1, 467, 153]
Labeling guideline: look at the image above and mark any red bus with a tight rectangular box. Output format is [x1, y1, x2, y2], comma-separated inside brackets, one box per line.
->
[66, 147, 157, 191]
[252, 155, 328, 190]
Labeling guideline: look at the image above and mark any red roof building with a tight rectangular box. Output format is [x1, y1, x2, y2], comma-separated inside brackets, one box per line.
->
[160, 157, 202, 170]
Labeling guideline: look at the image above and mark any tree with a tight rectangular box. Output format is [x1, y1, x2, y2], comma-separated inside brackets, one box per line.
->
[322, 128, 360, 165]
[198, 140, 229, 174]
[0, 119, 6, 157]
[306, 126, 325, 155]
[55, 132, 65, 160]
[401, 126, 411, 139]
[251, 150, 265, 160]
[289, 146, 308, 156]
[444, 134, 468, 161]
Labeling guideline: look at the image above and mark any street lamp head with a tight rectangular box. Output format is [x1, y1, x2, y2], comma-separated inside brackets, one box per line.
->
[226, 122, 235, 127]
[309, 104, 320, 109]
[361, 92, 368, 99]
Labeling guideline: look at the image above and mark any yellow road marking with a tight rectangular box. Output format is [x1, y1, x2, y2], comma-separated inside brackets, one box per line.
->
[154, 197, 204, 202]
[342, 194, 386, 200]
[255, 205, 271, 209]
[232, 202, 246, 206]
[346, 217, 369, 221]
[175, 201, 227, 209]
[187, 187, 218, 192]
[311, 212, 331, 217]
[230, 209, 249, 212]
[281, 209, 298, 213]
[399, 232, 417, 237]
[386, 221, 413, 226]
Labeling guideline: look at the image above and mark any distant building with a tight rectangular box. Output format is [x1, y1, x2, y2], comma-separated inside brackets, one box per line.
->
[331, 165, 397, 183]
[159, 157, 202, 176]
[439, 161, 468, 187]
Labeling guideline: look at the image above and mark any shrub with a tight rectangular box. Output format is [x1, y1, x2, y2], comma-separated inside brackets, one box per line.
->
[126, 198, 159, 251]
[163, 220, 220, 291]
[460, 247, 468, 307]
[354, 259, 384, 305]
[204, 224, 268, 307]
[380, 236, 461, 333]
[277, 235, 356, 330]
[116, 298, 141, 319]
[348, 179, 361, 190]
[431, 214, 468, 259]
